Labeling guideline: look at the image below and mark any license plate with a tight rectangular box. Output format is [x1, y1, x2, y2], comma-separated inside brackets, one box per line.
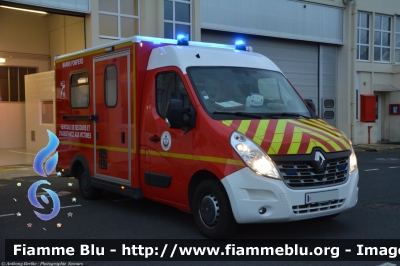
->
[305, 190, 339, 204]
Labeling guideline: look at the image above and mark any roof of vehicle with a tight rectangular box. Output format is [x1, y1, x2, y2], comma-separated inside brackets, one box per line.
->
[147, 45, 282, 74]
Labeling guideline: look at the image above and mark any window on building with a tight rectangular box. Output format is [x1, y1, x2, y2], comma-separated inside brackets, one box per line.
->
[0, 66, 36, 102]
[396, 17, 400, 63]
[374, 14, 391, 62]
[70, 72, 89, 108]
[41, 100, 54, 124]
[105, 65, 118, 107]
[99, 0, 140, 39]
[357, 12, 370, 61]
[164, 0, 191, 40]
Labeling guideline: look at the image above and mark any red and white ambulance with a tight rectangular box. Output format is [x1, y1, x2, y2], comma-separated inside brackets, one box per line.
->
[55, 36, 359, 239]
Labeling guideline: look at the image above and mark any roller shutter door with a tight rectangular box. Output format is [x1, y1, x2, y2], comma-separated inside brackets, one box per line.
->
[201, 29, 319, 114]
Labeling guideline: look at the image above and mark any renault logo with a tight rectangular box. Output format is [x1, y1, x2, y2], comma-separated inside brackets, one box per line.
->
[314, 151, 326, 170]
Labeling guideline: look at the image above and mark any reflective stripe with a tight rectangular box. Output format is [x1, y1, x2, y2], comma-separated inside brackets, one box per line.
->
[221, 118, 350, 154]
[288, 127, 303, 154]
[268, 120, 287, 154]
[253, 120, 269, 145]
[237, 120, 251, 135]
[139, 150, 244, 166]
[307, 139, 329, 154]
[60, 141, 129, 152]
[222, 120, 233, 127]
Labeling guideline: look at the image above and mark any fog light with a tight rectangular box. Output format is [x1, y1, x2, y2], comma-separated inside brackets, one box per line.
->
[259, 207, 267, 214]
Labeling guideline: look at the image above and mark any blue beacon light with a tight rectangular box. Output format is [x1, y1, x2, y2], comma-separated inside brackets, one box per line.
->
[235, 40, 247, 51]
[177, 34, 189, 45]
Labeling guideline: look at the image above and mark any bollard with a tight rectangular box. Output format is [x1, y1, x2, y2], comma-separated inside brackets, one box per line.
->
[368, 126, 373, 144]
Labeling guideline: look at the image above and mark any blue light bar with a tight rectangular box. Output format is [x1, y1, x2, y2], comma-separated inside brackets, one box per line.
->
[235, 40, 246, 51]
[177, 34, 189, 45]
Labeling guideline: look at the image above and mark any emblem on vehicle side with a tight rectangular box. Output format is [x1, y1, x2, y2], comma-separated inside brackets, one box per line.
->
[314, 151, 326, 170]
[161, 131, 171, 151]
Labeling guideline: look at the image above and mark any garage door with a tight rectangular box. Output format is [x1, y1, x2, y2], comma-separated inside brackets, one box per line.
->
[201, 29, 319, 115]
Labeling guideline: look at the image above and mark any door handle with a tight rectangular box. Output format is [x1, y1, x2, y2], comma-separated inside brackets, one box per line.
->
[149, 135, 161, 142]
[121, 132, 125, 144]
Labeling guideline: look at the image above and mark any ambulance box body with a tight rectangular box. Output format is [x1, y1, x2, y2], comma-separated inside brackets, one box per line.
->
[55, 36, 359, 239]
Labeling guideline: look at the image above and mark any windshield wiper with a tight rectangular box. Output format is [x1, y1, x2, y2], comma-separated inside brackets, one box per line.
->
[212, 111, 264, 119]
[271, 112, 310, 119]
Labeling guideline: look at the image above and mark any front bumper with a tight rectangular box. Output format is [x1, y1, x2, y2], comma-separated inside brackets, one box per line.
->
[221, 167, 359, 224]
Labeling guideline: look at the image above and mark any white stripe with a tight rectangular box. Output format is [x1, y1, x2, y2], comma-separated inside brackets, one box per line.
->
[364, 169, 379, 171]
[0, 213, 15, 217]
[51, 204, 82, 210]
[8, 150, 36, 155]
[389, 166, 400, 169]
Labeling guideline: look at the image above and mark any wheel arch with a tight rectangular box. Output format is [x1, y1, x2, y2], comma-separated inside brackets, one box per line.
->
[69, 154, 91, 179]
[188, 170, 221, 212]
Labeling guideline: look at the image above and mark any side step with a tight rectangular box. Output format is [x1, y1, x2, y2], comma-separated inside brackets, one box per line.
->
[91, 178, 143, 200]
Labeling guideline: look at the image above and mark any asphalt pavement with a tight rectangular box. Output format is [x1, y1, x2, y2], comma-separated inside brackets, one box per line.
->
[1, 147, 400, 266]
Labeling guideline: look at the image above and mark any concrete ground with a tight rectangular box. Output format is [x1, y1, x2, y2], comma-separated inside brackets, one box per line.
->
[0, 148, 38, 177]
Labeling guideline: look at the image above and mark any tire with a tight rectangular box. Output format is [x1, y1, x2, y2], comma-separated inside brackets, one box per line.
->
[192, 179, 237, 239]
[316, 213, 340, 220]
[78, 168, 102, 199]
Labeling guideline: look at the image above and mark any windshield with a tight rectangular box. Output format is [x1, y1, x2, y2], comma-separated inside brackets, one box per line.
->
[187, 67, 311, 120]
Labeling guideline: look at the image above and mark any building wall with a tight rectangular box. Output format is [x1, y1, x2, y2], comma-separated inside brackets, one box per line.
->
[349, 0, 400, 144]
[86, 0, 201, 48]
[24, 71, 56, 152]
[49, 15, 85, 69]
[0, 103, 25, 148]
[201, 0, 344, 44]
[0, 7, 51, 71]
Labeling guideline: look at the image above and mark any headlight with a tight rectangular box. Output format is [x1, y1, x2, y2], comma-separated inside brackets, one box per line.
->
[230, 131, 281, 179]
[349, 147, 357, 174]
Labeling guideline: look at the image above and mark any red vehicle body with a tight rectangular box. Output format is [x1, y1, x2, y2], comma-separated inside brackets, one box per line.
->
[55, 36, 359, 239]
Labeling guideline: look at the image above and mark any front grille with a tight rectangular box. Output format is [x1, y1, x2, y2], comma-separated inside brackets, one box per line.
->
[292, 199, 346, 214]
[275, 156, 349, 189]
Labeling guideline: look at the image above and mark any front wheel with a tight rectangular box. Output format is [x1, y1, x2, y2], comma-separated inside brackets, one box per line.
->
[192, 179, 237, 239]
[78, 168, 102, 199]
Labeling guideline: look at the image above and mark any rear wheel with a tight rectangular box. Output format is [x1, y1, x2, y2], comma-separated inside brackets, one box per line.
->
[192, 179, 237, 239]
[78, 168, 102, 199]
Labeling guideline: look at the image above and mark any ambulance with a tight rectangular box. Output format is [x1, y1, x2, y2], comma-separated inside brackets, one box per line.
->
[55, 35, 359, 239]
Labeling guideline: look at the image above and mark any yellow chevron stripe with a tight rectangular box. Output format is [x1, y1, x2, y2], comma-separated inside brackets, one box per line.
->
[253, 120, 269, 145]
[237, 120, 251, 135]
[301, 119, 341, 138]
[297, 127, 342, 151]
[139, 149, 244, 166]
[290, 120, 340, 140]
[289, 120, 343, 148]
[222, 120, 233, 127]
[288, 143, 301, 154]
[288, 127, 303, 154]
[267, 120, 287, 154]
[307, 139, 329, 153]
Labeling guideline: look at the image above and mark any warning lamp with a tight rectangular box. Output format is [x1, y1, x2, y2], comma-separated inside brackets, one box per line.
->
[177, 34, 189, 45]
[235, 40, 246, 51]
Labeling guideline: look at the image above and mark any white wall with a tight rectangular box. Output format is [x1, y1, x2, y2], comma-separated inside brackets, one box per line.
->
[25, 71, 56, 152]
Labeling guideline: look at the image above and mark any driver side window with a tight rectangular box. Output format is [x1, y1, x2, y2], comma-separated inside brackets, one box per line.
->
[156, 72, 191, 118]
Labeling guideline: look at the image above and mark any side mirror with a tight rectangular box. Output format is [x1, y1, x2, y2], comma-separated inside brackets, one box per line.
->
[165, 99, 197, 131]
[304, 99, 316, 114]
